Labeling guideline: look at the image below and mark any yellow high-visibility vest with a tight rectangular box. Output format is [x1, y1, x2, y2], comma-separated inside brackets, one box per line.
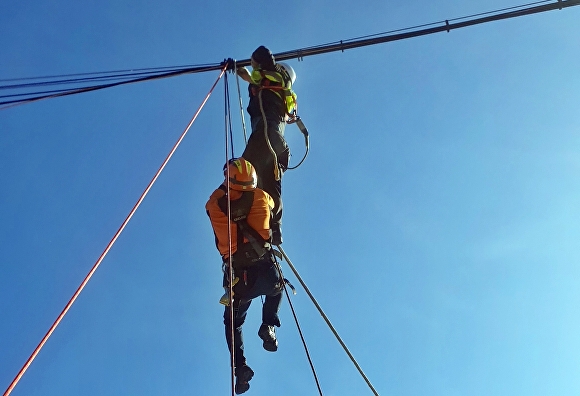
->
[250, 69, 297, 115]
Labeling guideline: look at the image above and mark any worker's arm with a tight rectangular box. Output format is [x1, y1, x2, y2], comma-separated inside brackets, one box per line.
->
[236, 67, 254, 84]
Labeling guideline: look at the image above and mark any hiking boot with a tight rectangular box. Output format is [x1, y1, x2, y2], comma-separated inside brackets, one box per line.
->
[234, 364, 254, 395]
[258, 324, 278, 352]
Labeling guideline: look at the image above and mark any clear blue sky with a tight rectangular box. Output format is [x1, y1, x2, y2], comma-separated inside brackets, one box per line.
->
[1, 1, 580, 395]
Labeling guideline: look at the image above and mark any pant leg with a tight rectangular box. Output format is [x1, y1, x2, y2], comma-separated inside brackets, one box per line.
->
[235, 260, 283, 327]
[242, 117, 289, 243]
[261, 263, 283, 327]
[262, 293, 282, 327]
[224, 297, 252, 367]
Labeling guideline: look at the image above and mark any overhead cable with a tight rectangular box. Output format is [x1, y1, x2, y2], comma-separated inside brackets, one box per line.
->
[1, 0, 578, 109]
[271, 0, 579, 62]
[0, 64, 221, 109]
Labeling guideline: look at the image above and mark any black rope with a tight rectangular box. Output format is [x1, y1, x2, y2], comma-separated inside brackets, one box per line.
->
[223, 72, 237, 396]
[224, 73, 236, 157]
[286, 118, 310, 170]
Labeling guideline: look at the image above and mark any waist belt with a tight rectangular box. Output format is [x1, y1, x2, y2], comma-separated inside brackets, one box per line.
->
[232, 241, 272, 268]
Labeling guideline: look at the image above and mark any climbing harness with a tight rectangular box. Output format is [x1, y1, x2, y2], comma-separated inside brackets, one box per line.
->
[216, 187, 272, 268]
[237, 59, 308, 180]
[255, 84, 310, 180]
[252, 66, 297, 116]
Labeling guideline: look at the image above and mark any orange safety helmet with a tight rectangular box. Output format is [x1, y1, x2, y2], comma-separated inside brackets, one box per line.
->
[223, 157, 257, 191]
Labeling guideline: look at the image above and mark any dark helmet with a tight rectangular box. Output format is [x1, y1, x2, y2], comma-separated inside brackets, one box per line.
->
[251, 45, 276, 69]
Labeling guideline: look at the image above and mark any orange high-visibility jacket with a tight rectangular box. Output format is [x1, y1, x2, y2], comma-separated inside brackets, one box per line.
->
[205, 185, 274, 259]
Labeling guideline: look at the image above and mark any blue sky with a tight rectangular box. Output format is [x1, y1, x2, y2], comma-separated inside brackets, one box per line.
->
[1, 1, 579, 395]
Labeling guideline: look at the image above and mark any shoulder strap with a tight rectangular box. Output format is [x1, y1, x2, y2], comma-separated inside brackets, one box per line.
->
[217, 191, 271, 258]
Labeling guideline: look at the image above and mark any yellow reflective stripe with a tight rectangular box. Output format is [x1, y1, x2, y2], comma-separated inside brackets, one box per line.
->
[232, 159, 242, 174]
[250, 68, 297, 114]
[251, 69, 285, 85]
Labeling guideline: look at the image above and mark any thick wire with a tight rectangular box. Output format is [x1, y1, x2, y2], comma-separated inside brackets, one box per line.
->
[322, 0, 553, 44]
[1, 0, 578, 110]
[276, 246, 380, 396]
[2, 0, 578, 110]
[0, 64, 221, 109]
[275, 261, 324, 395]
[0, 68, 188, 91]
[0, 63, 217, 83]
[2, 66, 228, 396]
[273, 0, 580, 62]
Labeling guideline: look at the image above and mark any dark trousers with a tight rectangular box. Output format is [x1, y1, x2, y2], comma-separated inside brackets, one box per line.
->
[242, 116, 289, 241]
[223, 259, 283, 367]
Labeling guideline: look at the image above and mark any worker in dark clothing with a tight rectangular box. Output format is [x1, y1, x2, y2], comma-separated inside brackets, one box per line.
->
[237, 45, 297, 245]
[206, 157, 283, 395]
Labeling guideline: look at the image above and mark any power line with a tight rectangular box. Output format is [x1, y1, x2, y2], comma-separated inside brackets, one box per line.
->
[0, 64, 221, 109]
[272, 0, 579, 61]
[1, 0, 578, 109]
[0, 63, 217, 83]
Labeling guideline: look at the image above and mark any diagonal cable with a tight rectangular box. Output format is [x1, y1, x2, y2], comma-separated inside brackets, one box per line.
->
[276, 246, 380, 396]
[2, 65, 228, 396]
[275, 262, 324, 395]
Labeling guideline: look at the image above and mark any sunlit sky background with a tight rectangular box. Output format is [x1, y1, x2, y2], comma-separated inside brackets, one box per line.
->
[1, 1, 579, 395]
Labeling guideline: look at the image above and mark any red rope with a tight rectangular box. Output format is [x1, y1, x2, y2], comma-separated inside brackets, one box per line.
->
[3, 65, 228, 396]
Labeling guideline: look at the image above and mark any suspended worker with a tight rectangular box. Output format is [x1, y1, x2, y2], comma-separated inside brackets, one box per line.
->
[206, 157, 283, 395]
[236, 45, 297, 245]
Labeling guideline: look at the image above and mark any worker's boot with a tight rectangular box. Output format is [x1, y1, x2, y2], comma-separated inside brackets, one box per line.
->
[258, 324, 278, 352]
[234, 364, 254, 394]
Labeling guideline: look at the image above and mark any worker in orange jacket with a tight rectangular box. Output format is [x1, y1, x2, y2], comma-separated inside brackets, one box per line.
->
[206, 157, 283, 395]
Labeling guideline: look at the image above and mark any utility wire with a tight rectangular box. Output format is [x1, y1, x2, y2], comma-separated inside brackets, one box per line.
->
[0, 64, 221, 109]
[0, 63, 216, 83]
[272, 0, 579, 62]
[2, 0, 578, 109]
[2, 65, 228, 396]
[311, 0, 552, 43]
[0, 68, 191, 90]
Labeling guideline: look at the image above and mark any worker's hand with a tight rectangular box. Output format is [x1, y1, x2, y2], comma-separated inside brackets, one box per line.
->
[236, 67, 252, 83]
